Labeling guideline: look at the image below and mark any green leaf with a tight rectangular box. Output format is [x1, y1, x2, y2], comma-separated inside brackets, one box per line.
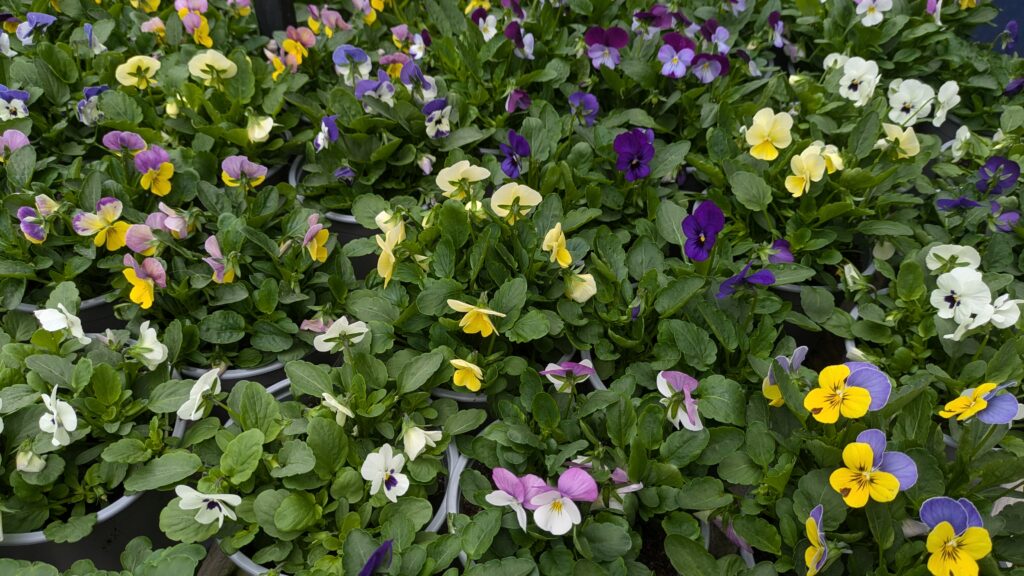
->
[654, 278, 706, 316]
[43, 514, 96, 543]
[665, 534, 718, 576]
[650, 141, 692, 181]
[147, 379, 191, 413]
[656, 199, 688, 246]
[745, 421, 775, 468]
[896, 260, 925, 301]
[270, 440, 316, 478]
[577, 521, 632, 562]
[307, 417, 347, 479]
[342, 530, 380, 575]
[865, 500, 895, 551]
[697, 375, 746, 426]
[124, 452, 202, 492]
[102, 438, 153, 464]
[731, 515, 782, 554]
[718, 452, 762, 485]
[800, 287, 834, 324]
[98, 90, 143, 125]
[198, 310, 246, 344]
[531, 393, 560, 430]
[274, 491, 321, 532]
[857, 220, 913, 236]
[675, 477, 732, 510]
[443, 409, 487, 435]
[6, 145, 36, 188]
[220, 429, 265, 484]
[490, 277, 528, 321]
[660, 429, 710, 467]
[160, 498, 220, 543]
[849, 111, 881, 160]
[729, 171, 772, 211]
[508, 309, 550, 343]
[398, 351, 444, 393]
[461, 508, 502, 561]
[25, 354, 73, 388]
[228, 381, 283, 440]
[285, 360, 332, 397]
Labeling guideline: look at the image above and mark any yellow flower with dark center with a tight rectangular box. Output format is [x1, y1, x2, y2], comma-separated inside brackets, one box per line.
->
[938, 383, 996, 421]
[926, 521, 991, 576]
[828, 442, 899, 508]
[803, 365, 871, 423]
[447, 299, 506, 337]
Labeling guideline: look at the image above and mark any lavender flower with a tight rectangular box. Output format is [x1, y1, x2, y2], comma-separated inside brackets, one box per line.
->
[332, 45, 372, 83]
[768, 239, 794, 264]
[1003, 20, 1018, 52]
[682, 200, 724, 261]
[399, 61, 436, 101]
[355, 70, 396, 108]
[717, 261, 775, 299]
[568, 92, 599, 126]
[0, 129, 29, 161]
[613, 127, 655, 181]
[314, 115, 340, 152]
[102, 131, 146, 155]
[17, 206, 45, 243]
[976, 156, 1020, 195]
[334, 166, 356, 183]
[768, 11, 784, 48]
[221, 155, 267, 188]
[584, 26, 629, 69]
[657, 32, 695, 78]
[506, 88, 531, 113]
[691, 53, 729, 83]
[500, 130, 531, 178]
[15, 12, 55, 45]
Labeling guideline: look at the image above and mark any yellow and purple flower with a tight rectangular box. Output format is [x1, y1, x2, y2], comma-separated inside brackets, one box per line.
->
[920, 497, 992, 576]
[303, 214, 330, 263]
[122, 254, 167, 309]
[73, 198, 130, 251]
[762, 346, 807, 407]
[805, 505, 827, 576]
[613, 127, 654, 181]
[102, 130, 146, 155]
[203, 236, 234, 284]
[804, 362, 891, 423]
[584, 26, 629, 70]
[17, 205, 46, 244]
[829, 429, 917, 508]
[657, 32, 695, 78]
[307, 4, 349, 37]
[938, 382, 1020, 424]
[221, 155, 267, 189]
[135, 145, 174, 196]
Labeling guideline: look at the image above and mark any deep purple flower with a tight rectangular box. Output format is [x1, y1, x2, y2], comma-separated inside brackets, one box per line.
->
[630, 303, 641, 321]
[469, 7, 488, 25]
[134, 145, 169, 174]
[936, 196, 981, 211]
[422, 98, 451, 139]
[996, 210, 1020, 232]
[17, 206, 45, 243]
[334, 166, 356, 183]
[700, 19, 730, 52]
[0, 129, 29, 160]
[737, 50, 762, 77]
[856, 429, 918, 490]
[691, 54, 729, 83]
[357, 540, 393, 576]
[102, 131, 146, 154]
[501, 0, 525, 20]
[613, 127, 655, 181]
[506, 88, 530, 113]
[568, 92, 599, 126]
[314, 115, 340, 152]
[977, 156, 1020, 194]
[399, 61, 434, 96]
[768, 11, 784, 48]
[682, 200, 724, 261]
[500, 130, 531, 179]
[717, 261, 775, 299]
[0, 84, 29, 103]
[503, 21, 535, 59]
[1006, 77, 1024, 96]
[1004, 20, 1018, 52]
[768, 239, 794, 264]
[633, 4, 674, 34]
[584, 26, 629, 70]
[657, 33, 695, 78]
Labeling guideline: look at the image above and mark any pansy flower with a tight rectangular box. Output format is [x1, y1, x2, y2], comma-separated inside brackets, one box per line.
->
[500, 130, 531, 179]
[768, 11, 784, 48]
[203, 236, 234, 284]
[135, 145, 174, 196]
[566, 272, 597, 303]
[936, 196, 981, 211]
[682, 200, 724, 261]
[332, 45, 372, 83]
[857, 0, 892, 27]
[691, 53, 729, 83]
[633, 4, 674, 38]
[746, 107, 793, 161]
[361, 444, 409, 503]
[0, 129, 29, 161]
[929, 267, 991, 327]
[888, 79, 935, 125]
[76, 85, 108, 126]
[785, 145, 827, 197]
[73, 198, 130, 251]
[115, 55, 161, 89]
[919, 497, 992, 576]
[767, 239, 794, 264]
[503, 21, 534, 60]
[830, 429, 917, 508]
[939, 382, 1020, 424]
[146, 203, 190, 239]
[175, 486, 240, 528]
[102, 130, 146, 155]
[530, 468, 599, 536]
[838, 57, 880, 107]
[472, 9, 498, 41]
[0, 84, 29, 121]
[358, 541, 394, 576]
[584, 26, 628, 69]
[762, 346, 807, 407]
[540, 358, 594, 393]
[83, 23, 106, 55]
[485, 468, 550, 531]
[451, 359, 484, 391]
[312, 316, 368, 353]
[491, 183, 541, 223]
[399, 61, 436, 100]
[505, 88, 530, 113]
[657, 32, 695, 78]
[122, 254, 167, 309]
[879, 123, 920, 159]
[188, 50, 237, 86]
[17, 205, 46, 244]
[541, 223, 572, 268]
[657, 371, 702, 431]
[447, 299, 506, 337]
[614, 127, 655, 181]
[314, 115, 340, 152]
[125, 224, 157, 256]
[15, 12, 55, 45]
[804, 362, 891, 423]
[436, 160, 489, 199]
[422, 99, 451, 139]
[717, 261, 775, 298]
[221, 155, 267, 189]
[699, 19, 730, 54]
[307, 4, 349, 37]
[805, 505, 827, 576]
[303, 214, 330, 263]
[140, 17, 166, 38]
[355, 70, 397, 108]
[976, 156, 1020, 195]
[568, 92, 599, 126]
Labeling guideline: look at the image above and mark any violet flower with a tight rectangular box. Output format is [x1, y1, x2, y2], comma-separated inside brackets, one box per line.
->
[504, 21, 534, 60]
[500, 130, 530, 178]
[584, 26, 629, 70]
[855, 429, 919, 491]
[682, 200, 724, 261]
[976, 156, 1020, 195]
[768, 239, 794, 264]
[399, 61, 435, 101]
[102, 131, 146, 155]
[717, 261, 776, 299]
[335, 166, 356, 183]
[502, 0, 525, 21]
[203, 236, 233, 284]
[332, 45, 372, 82]
[1006, 78, 1024, 96]
[936, 196, 981, 211]
[530, 468, 599, 536]
[422, 98, 451, 139]
[0, 129, 29, 161]
[76, 85, 108, 126]
[17, 206, 45, 244]
[613, 127, 655, 181]
[539, 359, 595, 393]
[1003, 20, 1018, 52]
[357, 540, 393, 576]
[506, 88, 531, 113]
[633, 4, 673, 38]
[725, 0, 746, 15]
[0, 84, 29, 104]
[314, 115, 340, 152]
[15, 12, 55, 45]
[691, 53, 729, 83]
[123, 253, 167, 288]
[768, 11, 784, 48]
[485, 468, 550, 531]
[657, 32, 695, 79]
[221, 155, 267, 188]
[355, 70, 397, 108]
[701, 20, 730, 54]
[608, 468, 643, 511]
[146, 203, 189, 239]
[996, 210, 1020, 232]
[657, 371, 702, 431]
[568, 92, 599, 126]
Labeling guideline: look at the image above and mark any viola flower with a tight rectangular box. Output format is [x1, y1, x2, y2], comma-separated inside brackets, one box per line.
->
[762, 346, 808, 407]
[486, 468, 550, 531]
[16, 450, 45, 473]
[301, 213, 330, 263]
[76, 85, 108, 126]
[568, 92, 599, 126]
[994, 210, 1021, 233]
[375, 229, 400, 287]
[633, 4, 674, 38]
[565, 272, 597, 303]
[746, 108, 793, 161]
[991, 294, 1023, 329]
[447, 299, 506, 337]
[123, 254, 166, 309]
[691, 53, 729, 83]
[717, 262, 776, 298]
[939, 382, 1020, 424]
[313, 115, 340, 152]
[355, 70, 397, 108]
[936, 196, 980, 211]
[1003, 19, 1018, 52]
[926, 0, 943, 24]
[147, 203, 190, 239]
[830, 429, 917, 508]
[451, 359, 484, 392]
[0, 85, 29, 121]
[188, 50, 237, 86]
[785, 145, 826, 197]
[17, 206, 45, 244]
[131, 321, 168, 370]
[838, 57, 880, 107]
[221, 155, 267, 189]
[500, 130, 531, 179]
[102, 131, 146, 155]
[175, 486, 240, 528]
[682, 200, 724, 262]
[140, 17, 166, 38]
[313, 316, 368, 354]
[436, 160, 490, 199]
[919, 497, 992, 576]
[932, 81, 960, 127]
[475, 10, 498, 41]
[402, 425, 442, 461]
[115, 55, 161, 89]
[125, 224, 157, 256]
[83, 23, 106, 55]
[930, 267, 991, 326]
[614, 127, 655, 181]
[246, 115, 273, 143]
[15, 12, 55, 45]
[584, 26, 628, 69]
[657, 32, 695, 78]
[503, 21, 534, 60]
[361, 444, 409, 503]
[34, 303, 90, 345]
[399, 61, 436, 100]
[768, 11, 785, 48]
[73, 198, 130, 251]
[359, 541, 394, 576]
[530, 468, 599, 536]
[888, 79, 935, 125]
[134, 145, 174, 196]
[767, 239, 794, 264]
[307, 5, 349, 37]
[542, 223, 572, 268]
[700, 19, 730, 54]
[0, 129, 29, 161]
[491, 183, 542, 223]
[464, 0, 491, 13]
[504, 88, 531, 114]
[657, 371, 702, 431]
[333, 45, 372, 84]
[879, 124, 920, 159]
[335, 166, 356, 183]
[925, 245, 980, 272]
[39, 386, 78, 446]
[857, 0, 892, 26]
[422, 99, 451, 139]
[540, 358, 595, 393]
[976, 156, 1020, 194]
[805, 505, 827, 576]
[321, 392, 354, 426]
[203, 236, 234, 284]
[606, 468, 643, 511]
[804, 363, 891, 423]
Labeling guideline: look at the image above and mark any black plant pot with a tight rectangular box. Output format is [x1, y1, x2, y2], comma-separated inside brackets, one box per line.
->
[253, 0, 296, 36]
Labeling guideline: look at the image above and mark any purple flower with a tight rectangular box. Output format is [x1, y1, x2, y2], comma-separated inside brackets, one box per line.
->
[503, 21, 535, 60]
[1004, 20, 1018, 52]
[936, 196, 981, 211]
[505, 88, 530, 113]
[203, 236, 232, 284]
[102, 131, 146, 154]
[725, 0, 746, 15]
[529, 468, 599, 535]
[691, 53, 729, 83]
[0, 129, 29, 161]
[399, 61, 434, 97]
[977, 156, 1020, 195]
[996, 210, 1020, 232]
[568, 92, 599, 126]
[501, 0, 525, 21]
[17, 206, 45, 244]
[657, 32, 695, 78]
[422, 98, 451, 139]
[768, 11, 784, 49]
[682, 200, 724, 261]
[485, 468, 551, 530]
[355, 70, 396, 107]
[303, 213, 325, 247]
[146, 203, 189, 239]
[699, 19, 730, 53]
[846, 362, 893, 410]
[539, 359, 595, 393]
[332, 44, 371, 82]
[314, 115, 340, 152]
[221, 155, 267, 188]
[1006, 77, 1024, 96]
[0, 84, 29, 103]
[856, 429, 918, 490]
[717, 261, 776, 299]
[765, 346, 808, 387]
[334, 166, 356, 183]
[920, 497, 984, 539]
[76, 85, 108, 126]
[500, 130, 530, 179]
[125, 224, 157, 255]
[633, 4, 674, 36]
[15, 12, 56, 45]
[134, 145, 169, 174]
[806, 505, 827, 574]
[613, 127, 655, 181]
[584, 26, 629, 69]
[123, 253, 167, 288]
[768, 239, 794, 263]
[357, 540, 393, 576]
[943, 382, 1020, 424]
[657, 371, 702, 431]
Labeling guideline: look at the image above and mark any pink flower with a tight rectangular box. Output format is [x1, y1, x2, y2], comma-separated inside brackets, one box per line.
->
[484, 468, 550, 531]
[146, 203, 190, 239]
[125, 224, 158, 255]
[530, 468, 598, 535]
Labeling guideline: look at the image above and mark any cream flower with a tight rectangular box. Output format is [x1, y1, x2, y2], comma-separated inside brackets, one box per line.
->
[785, 146, 827, 197]
[436, 160, 490, 199]
[566, 272, 597, 303]
[115, 55, 161, 89]
[888, 79, 935, 125]
[838, 57, 880, 107]
[34, 303, 90, 345]
[879, 124, 920, 159]
[188, 50, 238, 86]
[246, 115, 274, 143]
[490, 183, 542, 223]
[39, 386, 78, 447]
[745, 108, 793, 161]
[177, 368, 221, 421]
[313, 316, 369, 352]
[403, 425, 442, 461]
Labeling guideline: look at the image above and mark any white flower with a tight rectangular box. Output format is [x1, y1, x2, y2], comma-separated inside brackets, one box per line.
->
[565, 272, 597, 303]
[990, 294, 1023, 329]
[888, 79, 935, 125]
[16, 449, 45, 473]
[925, 245, 981, 272]
[410, 34, 427, 59]
[176, 368, 221, 421]
[360, 444, 409, 503]
[485, 489, 528, 531]
[0, 98, 28, 121]
[930, 267, 992, 325]
[313, 316, 369, 353]
[950, 125, 971, 161]
[131, 320, 168, 370]
[187, 50, 238, 86]
[246, 115, 274, 143]
[39, 386, 78, 447]
[34, 303, 91, 345]
[424, 104, 451, 138]
[175, 485, 241, 528]
[0, 33, 15, 57]
[480, 15, 498, 41]
[857, 0, 892, 26]
[435, 160, 490, 198]
[932, 81, 960, 127]
[946, 304, 993, 341]
[823, 53, 848, 69]
[838, 57, 880, 108]
[531, 491, 581, 536]
[321, 393, 354, 427]
[402, 425, 442, 461]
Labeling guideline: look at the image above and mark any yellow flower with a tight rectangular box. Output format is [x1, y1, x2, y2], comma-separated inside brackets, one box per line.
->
[464, 0, 490, 14]
[828, 442, 899, 508]
[803, 365, 871, 424]
[959, 0, 976, 7]
[271, 56, 286, 81]
[810, 141, 844, 173]
[123, 267, 155, 309]
[436, 160, 490, 199]
[374, 211, 406, 243]
[130, 0, 160, 12]
[447, 299, 506, 337]
[491, 183, 542, 223]
[745, 107, 793, 161]
[926, 522, 991, 576]
[451, 359, 483, 392]
[192, 14, 213, 48]
[115, 56, 161, 90]
[282, 39, 308, 65]
[565, 272, 597, 303]
[141, 162, 174, 197]
[805, 513, 825, 576]
[881, 123, 920, 159]
[938, 382, 996, 421]
[762, 378, 784, 408]
[542, 223, 572, 268]
[307, 229, 329, 263]
[376, 233, 397, 287]
[785, 146, 826, 198]
[188, 50, 238, 87]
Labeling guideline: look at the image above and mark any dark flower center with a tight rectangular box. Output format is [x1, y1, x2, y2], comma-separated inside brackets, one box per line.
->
[384, 470, 398, 490]
[205, 500, 222, 511]
[848, 80, 860, 91]
[944, 291, 960, 309]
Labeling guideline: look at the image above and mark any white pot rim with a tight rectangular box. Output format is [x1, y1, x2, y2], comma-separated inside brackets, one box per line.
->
[14, 293, 111, 314]
[180, 361, 285, 381]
